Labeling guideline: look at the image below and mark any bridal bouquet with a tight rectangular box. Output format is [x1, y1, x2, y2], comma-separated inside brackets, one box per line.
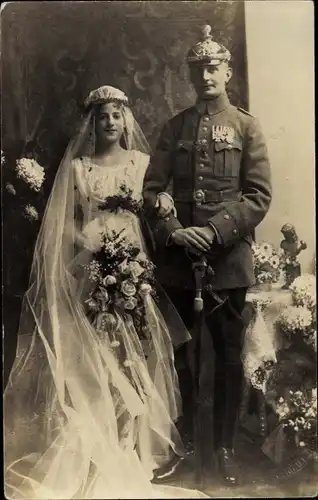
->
[252, 242, 283, 285]
[84, 229, 156, 341]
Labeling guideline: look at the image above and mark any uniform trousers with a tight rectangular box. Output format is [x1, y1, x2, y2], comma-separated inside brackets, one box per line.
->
[164, 286, 247, 450]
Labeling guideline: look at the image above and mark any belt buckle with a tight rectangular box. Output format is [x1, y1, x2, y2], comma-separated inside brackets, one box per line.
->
[193, 189, 205, 205]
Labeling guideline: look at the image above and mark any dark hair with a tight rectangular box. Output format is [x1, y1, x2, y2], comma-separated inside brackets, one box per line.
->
[90, 100, 124, 116]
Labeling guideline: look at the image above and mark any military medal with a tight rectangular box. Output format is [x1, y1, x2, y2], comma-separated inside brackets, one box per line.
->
[212, 125, 235, 144]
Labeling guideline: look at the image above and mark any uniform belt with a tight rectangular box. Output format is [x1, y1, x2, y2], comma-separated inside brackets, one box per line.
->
[174, 190, 242, 203]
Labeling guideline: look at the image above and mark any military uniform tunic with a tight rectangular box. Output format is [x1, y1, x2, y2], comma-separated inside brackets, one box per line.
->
[143, 93, 272, 291]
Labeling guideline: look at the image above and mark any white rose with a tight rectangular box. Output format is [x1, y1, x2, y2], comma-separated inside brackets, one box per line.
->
[124, 297, 138, 310]
[121, 279, 136, 297]
[103, 275, 117, 286]
[95, 288, 109, 304]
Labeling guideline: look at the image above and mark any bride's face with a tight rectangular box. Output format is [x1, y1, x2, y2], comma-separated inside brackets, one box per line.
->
[95, 102, 125, 146]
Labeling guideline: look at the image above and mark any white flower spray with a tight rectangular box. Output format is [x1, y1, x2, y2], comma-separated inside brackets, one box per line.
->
[16, 158, 45, 192]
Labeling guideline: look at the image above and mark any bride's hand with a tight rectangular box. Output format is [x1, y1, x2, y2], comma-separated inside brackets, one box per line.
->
[156, 192, 177, 219]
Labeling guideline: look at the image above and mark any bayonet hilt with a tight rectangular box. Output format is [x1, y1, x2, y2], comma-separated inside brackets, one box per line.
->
[192, 256, 208, 312]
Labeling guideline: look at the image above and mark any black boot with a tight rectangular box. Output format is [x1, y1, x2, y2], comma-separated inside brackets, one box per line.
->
[214, 362, 243, 486]
[176, 366, 195, 447]
[216, 447, 240, 486]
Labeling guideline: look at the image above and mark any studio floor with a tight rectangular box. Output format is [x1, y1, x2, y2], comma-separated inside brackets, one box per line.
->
[157, 426, 317, 498]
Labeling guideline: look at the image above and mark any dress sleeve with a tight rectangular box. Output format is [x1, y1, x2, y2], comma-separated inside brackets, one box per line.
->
[73, 158, 88, 199]
[134, 150, 150, 176]
[132, 150, 150, 198]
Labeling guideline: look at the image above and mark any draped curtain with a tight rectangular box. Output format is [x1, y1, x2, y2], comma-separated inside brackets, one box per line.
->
[1, 0, 248, 383]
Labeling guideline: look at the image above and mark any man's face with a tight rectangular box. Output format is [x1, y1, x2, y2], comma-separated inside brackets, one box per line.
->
[189, 62, 232, 99]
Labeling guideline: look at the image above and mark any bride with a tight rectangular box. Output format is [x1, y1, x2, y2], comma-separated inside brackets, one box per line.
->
[4, 85, 208, 499]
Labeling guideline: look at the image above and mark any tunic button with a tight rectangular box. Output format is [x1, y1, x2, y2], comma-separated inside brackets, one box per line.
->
[194, 190, 204, 201]
[233, 229, 238, 234]
[224, 214, 230, 220]
[198, 176, 203, 181]
[202, 127, 208, 132]
[199, 163, 205, 168]
[203, 116, 209, 122]
[201, 139, 207, 145]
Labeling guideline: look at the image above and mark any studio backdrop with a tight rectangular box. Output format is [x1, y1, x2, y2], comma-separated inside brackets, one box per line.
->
[1, 1, 248, 382]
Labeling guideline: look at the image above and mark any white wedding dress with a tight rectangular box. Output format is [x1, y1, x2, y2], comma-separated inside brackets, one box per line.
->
[4, 150, 208, 499]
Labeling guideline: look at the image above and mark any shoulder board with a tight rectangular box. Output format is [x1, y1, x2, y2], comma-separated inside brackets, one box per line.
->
[237, 107, 254, 117]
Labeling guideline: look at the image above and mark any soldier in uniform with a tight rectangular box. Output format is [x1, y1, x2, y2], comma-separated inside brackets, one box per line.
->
[143, 25, 272, 485]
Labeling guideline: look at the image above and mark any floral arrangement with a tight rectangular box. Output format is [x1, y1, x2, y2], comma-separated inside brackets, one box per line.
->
[275, 388, 317, 449]
[15, 157, 45, 192]
[3, 149, 45, 222]
[278, 306, 313, 337]
[290, 274, 316, 312]
[252, 242, 283, 284]
[276, 273, 316, 351]
[84, 229, 156, 343]
[262, 268, 317, 467]
[23, 204, 40, 221]
[250, 359, 276, 392]
[98, 183, 142, 215]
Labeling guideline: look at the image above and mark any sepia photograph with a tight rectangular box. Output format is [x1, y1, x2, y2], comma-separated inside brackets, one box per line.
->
[1, 1, 316, 498]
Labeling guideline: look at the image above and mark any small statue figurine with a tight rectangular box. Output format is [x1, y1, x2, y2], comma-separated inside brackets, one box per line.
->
[280, 223, 307, 289]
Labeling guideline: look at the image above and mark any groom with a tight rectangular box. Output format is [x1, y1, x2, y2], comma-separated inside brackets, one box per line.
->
[143, 25, 272, 485]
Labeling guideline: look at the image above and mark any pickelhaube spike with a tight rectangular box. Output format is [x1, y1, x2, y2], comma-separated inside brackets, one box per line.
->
[187, 24, 231, 65]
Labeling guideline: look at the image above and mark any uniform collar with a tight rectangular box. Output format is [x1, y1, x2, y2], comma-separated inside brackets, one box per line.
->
[195, 93, 230, 116]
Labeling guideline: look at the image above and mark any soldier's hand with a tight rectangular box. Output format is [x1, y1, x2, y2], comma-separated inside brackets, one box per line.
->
[171, 227, 213, 252]
[156, 193, 177, 218]
[192, 226, 215, 245]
